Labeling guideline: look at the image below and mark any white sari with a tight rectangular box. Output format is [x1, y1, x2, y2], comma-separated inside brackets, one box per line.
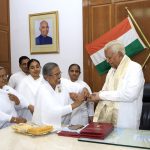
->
[17, 74, 43, 120]
[69, 80, 94, 125]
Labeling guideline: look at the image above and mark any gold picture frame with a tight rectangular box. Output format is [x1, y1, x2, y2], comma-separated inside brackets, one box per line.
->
[29, 11, 59, 54]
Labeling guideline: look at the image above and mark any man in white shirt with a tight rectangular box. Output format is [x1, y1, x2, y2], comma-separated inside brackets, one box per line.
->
[88, 40, 145, 129]
[32, 63, 88, 129]
[0, 66, 27, 129]
[8, 56, 30, 89]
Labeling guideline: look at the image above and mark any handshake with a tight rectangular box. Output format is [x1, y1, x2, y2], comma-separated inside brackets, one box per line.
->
[69, 88, 100, 103]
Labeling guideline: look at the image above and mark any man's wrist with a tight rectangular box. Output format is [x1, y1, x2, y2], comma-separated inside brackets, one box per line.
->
[71, 101, 81, 109]
[14, 117, 17, 123]
[11, 117, 17, 123]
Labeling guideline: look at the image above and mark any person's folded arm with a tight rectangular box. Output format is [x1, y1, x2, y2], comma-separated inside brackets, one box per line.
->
[99, 65, 144, 102]
[0, 111, 12, 123]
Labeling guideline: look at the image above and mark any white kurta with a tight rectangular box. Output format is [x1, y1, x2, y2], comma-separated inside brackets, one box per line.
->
[8, 71, 27, 89]
[0, 85, 26, 128]
[32, 80, 72, 129]
[69, 80, 94, 126]
[17, 75, 43, 120]
[98, 60, 145, 129]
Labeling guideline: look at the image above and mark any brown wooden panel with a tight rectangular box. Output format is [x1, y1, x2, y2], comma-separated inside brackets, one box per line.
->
[0, 30, 9, 62]
[83, 0, 150, 92]
[83, 0, 91, 88]
[0, 0, 9, 26]
[0, 25, 9, 31]
[0, 0, 11, 74]
[88, 4, 113, 91]
[143, 57, 150, 82]
[0, 63, 10, 75]
[114, 0, 150, 42]
[114, 0, 150, 82]
[90, 4, 113, 40]
[113, 0, 134, 2]
[90, 0, 111, 5]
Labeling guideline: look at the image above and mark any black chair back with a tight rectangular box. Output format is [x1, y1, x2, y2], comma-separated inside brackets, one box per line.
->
[139, 83, 150, 130]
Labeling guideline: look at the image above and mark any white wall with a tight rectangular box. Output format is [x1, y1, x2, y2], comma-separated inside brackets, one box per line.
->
[9, 0, 83, 79]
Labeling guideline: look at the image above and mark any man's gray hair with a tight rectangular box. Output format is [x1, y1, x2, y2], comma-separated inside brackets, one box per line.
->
[104, 40, 126, 55]
[42, 62, 58, 76]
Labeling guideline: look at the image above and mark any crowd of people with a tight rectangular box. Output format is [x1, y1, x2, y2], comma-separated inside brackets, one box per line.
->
[0, 40, 145, 130]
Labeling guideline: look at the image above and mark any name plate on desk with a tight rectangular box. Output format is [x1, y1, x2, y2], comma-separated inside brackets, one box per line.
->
[79, 128, 150, 149]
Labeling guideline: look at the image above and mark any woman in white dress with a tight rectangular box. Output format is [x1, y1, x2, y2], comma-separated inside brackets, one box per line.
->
[17, 59, 43, 120]
[68, 64, 94, 126]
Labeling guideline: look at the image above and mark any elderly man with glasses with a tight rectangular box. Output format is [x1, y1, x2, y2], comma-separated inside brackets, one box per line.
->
[0, 66, 27, 129]
[88, 40, 145, 129]
[32, 62, 89, 129]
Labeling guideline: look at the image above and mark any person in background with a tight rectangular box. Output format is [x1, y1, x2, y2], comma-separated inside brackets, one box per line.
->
[88, 40, 145, 129]
[68, 64, 94, 126]
[32, 62, 88, 129]
[17, 59, 43, 121]
[8, 56, 30, 89]
[0, 66, 27, 129]
[36, 20, 53, 45]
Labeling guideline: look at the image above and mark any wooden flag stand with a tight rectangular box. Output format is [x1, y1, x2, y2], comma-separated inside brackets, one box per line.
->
[125, 7, 150, 69]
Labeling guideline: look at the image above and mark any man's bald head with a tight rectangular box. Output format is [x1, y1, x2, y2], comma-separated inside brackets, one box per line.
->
[39, 20, 49, 37]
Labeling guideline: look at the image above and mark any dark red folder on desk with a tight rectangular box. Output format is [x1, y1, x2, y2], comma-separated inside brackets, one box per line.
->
[80, 122, 114, 139]
[58, 131, 80, 138]
[58, 122, 114, 139]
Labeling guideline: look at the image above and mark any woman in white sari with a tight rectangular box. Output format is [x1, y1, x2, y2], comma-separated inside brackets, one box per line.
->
[68, 64, 94, 126]
[17, 59, 43, 120]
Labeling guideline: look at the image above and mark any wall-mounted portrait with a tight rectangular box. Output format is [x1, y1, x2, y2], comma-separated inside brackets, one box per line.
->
[29, 11, 59, 54]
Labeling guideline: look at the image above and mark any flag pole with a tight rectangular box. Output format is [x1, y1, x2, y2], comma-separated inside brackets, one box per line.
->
[125, 7, 150, 68]
[142, 53, 150, 68]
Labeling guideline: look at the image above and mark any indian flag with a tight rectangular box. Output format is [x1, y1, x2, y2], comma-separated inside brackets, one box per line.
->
[86, 17, 146, 75]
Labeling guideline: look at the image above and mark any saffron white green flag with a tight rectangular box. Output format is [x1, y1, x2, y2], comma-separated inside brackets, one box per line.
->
[86, 17, 146, 75]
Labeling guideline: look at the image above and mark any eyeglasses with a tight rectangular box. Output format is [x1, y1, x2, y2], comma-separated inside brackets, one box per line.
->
[49, 72, 61, 77]
[106, 52, 117, 62]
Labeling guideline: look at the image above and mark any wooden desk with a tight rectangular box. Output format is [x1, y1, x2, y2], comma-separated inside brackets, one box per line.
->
[0, 127, 148, 150]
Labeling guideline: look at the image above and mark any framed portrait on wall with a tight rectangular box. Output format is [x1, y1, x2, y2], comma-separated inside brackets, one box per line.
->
[29, 11, 59, 54]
